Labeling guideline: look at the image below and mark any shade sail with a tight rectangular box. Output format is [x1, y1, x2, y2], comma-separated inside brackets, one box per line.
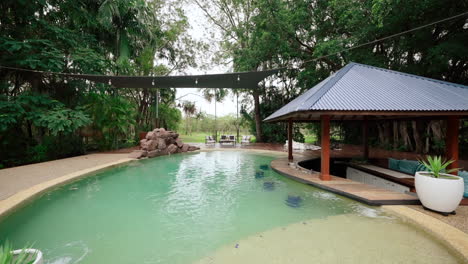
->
[64, 69, 281, 89]
[265, 62, 468, 122]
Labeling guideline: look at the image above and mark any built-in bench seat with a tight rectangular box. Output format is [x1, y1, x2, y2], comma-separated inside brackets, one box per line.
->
[348, 160, 468, 202]
[347, 163, 416, 194]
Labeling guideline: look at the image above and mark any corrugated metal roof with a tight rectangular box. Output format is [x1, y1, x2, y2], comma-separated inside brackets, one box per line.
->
[265, 62, 468, 121]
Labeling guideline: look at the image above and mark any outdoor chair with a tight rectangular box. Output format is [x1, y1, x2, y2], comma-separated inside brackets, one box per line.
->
[228, 135, 236, 145]
[219, 135, 228, 143]
[241, 135, 251, 145]
[205, 135, 216, 145]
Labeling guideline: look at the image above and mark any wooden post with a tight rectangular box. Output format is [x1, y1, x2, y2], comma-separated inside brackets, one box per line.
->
[446, 116, 459, 175]
[363, 117, 369, 159]
[288, 119, 293, 163]
[320, 115, 331, 181]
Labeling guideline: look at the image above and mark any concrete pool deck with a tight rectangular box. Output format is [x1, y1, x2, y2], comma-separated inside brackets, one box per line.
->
[0, 153, 133, 218]
[0, 148, 467, 261]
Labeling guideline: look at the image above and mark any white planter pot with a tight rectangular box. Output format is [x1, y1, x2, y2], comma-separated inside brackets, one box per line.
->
[415, 171, 464, 213]
[11, 249, 43, 264]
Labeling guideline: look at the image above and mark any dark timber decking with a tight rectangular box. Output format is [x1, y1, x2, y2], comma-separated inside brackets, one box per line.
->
[271, 157, 420, 206]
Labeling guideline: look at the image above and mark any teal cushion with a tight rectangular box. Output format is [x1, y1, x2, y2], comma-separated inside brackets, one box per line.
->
[388, 158, 400, 171]
[458, 170, 468, 198]
[415, 163, 427, 172]
[398, 160, 420, 175]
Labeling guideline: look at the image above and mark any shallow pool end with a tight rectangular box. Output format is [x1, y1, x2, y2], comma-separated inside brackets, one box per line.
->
[383, 205, 468, 262]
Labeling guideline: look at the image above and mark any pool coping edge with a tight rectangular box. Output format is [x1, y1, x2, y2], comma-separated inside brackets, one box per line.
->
[270, 157, 420, 206]
[0, 149, 287, 220]
[383, 205, 468, 262]
[271, 156, 468, 262]
[0, 158, 135, 221]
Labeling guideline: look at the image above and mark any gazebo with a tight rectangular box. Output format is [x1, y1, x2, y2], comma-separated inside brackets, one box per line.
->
[265, 62, 468, 180]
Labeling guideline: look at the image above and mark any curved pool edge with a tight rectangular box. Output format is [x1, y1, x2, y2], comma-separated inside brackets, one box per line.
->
[0, 158, 135, 221]
[194, 212, 465, 264]
[383, 205, 468, 262]
[1, 150, 466, 262]
[271, 157, 468, 262]
[0, 149, 287, 221]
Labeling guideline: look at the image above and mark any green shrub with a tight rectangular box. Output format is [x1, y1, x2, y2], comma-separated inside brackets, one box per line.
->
[0, 241, 36, 264]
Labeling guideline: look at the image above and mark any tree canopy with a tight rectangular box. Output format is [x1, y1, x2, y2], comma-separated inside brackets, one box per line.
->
[0, 0, 467, 167]
[0, 0, 197, 167]
[196, 0, 467, 149]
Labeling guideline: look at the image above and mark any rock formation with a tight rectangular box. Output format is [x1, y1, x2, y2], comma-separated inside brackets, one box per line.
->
[128, 128, 200, 159]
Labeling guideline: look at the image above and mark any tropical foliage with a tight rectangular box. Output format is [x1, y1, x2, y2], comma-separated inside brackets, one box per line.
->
[0, 0, 195, 167]
[1, 0, 467, 168]
[180, 114, 250, 138]
[419, 156, 457, 178]
[0, 241, 36, 264]
[196, 0, 467, 153]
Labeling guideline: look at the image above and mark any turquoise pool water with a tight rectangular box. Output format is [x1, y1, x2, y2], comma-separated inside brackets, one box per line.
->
[0, 151, 460, 263]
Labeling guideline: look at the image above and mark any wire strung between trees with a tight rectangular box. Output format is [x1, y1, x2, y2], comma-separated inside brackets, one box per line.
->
[0, 11, 467, 77]
[297, 11, 468, 67]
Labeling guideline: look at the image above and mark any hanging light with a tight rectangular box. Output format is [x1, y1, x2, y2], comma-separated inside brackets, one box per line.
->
[237, 75, 240, 81]
[195, 78, 198, 85]
[108, 79, 112, 85]
[464, 18, 468, 30]
[152, 79, 155, 86]
[64, 79, 68, 84]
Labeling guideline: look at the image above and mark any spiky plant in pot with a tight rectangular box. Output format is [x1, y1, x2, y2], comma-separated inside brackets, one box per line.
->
[418, 156, 458, 178]
[415, 155, 464, 215]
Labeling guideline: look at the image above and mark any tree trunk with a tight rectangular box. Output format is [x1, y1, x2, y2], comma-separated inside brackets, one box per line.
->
[412, 121, 423, 153]
[377, 123, 385, 145]
[425, 121, 434, 154]
[431, 121, 443, 141]
[392, 121, 399, 149]
[399, 122, 413, 151]
[430, 120, 444, 154]
[383, 122, 391, 146]
[252, 88, 263, 142]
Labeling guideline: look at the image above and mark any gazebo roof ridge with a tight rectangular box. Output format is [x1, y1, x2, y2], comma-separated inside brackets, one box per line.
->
[349, 62, 468, 89]
[264, 62, 468, 122]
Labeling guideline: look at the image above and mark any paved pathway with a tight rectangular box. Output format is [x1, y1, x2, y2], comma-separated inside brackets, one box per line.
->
[0, 153, 129, 200]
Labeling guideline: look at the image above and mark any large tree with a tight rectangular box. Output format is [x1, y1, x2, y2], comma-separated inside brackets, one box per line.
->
[193, 0, 271, 142]
[195, 0, 468, 149]
[0, 0, 196, 167]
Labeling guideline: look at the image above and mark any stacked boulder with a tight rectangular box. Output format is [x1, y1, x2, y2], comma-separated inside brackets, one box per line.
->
[129, 128, 200, 159]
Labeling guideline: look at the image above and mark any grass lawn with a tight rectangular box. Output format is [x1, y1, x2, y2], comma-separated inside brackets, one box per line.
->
[304, 134, 318, 144]
[179, 132, 255, 143]
[181, 132, 320, 144]
[178, 132, 207, 143]
[304, 134, 342, 144]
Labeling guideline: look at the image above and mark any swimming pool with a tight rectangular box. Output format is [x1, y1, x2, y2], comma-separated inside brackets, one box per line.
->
[0, 151, 461, 263]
